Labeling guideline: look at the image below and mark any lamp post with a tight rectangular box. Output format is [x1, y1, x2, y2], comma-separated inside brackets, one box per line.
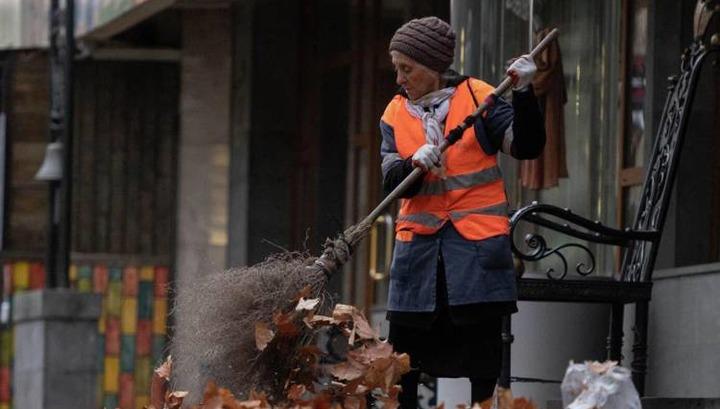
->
[35, 0, 74, 288]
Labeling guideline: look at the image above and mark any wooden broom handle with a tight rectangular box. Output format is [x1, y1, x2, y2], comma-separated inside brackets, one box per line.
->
[360, 28, 559, 227]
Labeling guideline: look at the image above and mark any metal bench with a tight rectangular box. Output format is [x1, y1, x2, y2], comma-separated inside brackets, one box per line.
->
[501, 0, 720, 395]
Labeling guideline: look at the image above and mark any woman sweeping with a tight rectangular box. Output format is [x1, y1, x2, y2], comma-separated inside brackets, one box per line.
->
[380, 17, 546, 407]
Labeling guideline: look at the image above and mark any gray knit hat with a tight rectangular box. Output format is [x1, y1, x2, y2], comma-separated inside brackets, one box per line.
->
[389, 16, 456, 73]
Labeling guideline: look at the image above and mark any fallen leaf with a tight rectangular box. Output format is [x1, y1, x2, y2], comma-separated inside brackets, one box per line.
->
[589, 360, 617, 374]
[165, 390, 188, 409]
[332, 304, 358, 322]
[150, 358, 170, 409]
[255, 322, 275, 351]
[512, 397, 537, 409]
[343, 395, 366, 409]
[496, 386, 513, 409]
[307, 315, 335, 326]
[249, 390, 271, 407]
[351, 311, 377, 340]
[348, 322, 357, 345]
[287, 384, 307, 401]
[295, 297, 320, 311]
[328, 359, 365, 381]
[273, 311, 300, 337]
[155, 355, 172, 380]
[348, 341, 393, 364]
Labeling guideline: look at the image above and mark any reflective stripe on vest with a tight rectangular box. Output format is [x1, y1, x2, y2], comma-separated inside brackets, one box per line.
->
[416, 166, 503, 196]
[397, 202, 509, 230]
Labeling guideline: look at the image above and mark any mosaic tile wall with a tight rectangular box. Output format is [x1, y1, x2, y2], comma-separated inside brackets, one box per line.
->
[0, 260, 170, 409]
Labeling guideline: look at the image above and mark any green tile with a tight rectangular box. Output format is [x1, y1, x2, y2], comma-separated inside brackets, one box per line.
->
[0, 330, 12, 366]
[103, 394, 118, 409]
[109, 267, 123, 282]
[134, 356, 151, 393]
[120, 335, 136, 373]
[137, 282, 153, 320]
[106, 281, 122, 317]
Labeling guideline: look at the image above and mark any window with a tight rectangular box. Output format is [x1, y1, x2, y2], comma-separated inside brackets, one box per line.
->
[452, 0, 623, 276]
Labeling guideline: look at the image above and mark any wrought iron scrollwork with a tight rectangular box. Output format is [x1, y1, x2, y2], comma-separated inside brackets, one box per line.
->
[517, 231, 595, 280]
[510, 202, 656, 281]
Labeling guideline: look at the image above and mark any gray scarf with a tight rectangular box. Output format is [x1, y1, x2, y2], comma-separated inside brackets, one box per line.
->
[405, 87, 456, 146]
[405, 87, 456, 177]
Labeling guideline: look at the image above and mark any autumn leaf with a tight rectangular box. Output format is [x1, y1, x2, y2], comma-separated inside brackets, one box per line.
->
[342, 377, 368, 395]
[150, 357, 171, 409]
[348, 341, 393, 365]
[328, 358, 365, 381]
[306, 315, 335, 326]
[475, 399, 492, 409]
[512, 397, 538, 409]
[332, 304, 358, 322]
[165, 391, 188, 409]
[377, 385, 401, 409]
[249, 390, 271, 407]
[287, 384, 307, 401]
[343, 395, 367, 409]
[295, 297, 320, 311]
[272, 311, 300, 337]
[155, 355, 172, 380]
[255, 322, 275, 351]
[351, 311, 377, 340]
[496, 386, 513, 409]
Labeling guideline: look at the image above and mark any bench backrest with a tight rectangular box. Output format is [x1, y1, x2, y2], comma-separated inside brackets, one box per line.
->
[621, 3, 719, 282]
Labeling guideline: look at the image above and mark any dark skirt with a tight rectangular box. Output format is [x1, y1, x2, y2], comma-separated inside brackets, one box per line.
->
[388, 310, 503, 379]
[386, 253, 515, 379]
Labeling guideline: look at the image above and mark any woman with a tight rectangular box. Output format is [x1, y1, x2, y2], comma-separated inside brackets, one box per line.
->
[379, 17, 546, 407]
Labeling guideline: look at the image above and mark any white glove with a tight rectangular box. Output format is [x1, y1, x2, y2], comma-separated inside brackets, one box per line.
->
[412, 144, 441, 171]
[507, 55, 537, 91]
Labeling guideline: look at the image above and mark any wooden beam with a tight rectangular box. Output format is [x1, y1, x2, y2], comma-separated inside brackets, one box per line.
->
[80, 0, 176, 41]
[173, 0, 231, 9]
[88, 47, 181, 62]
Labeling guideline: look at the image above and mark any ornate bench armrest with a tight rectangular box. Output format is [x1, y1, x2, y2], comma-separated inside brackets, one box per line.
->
[509, 202, 660, 279]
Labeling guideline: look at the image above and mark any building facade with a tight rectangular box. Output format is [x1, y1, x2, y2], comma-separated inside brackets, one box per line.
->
[0, 0, 718, 407]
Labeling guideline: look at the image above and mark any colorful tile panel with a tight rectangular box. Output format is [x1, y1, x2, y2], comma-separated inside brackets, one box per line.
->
[0, 260, 171, 409]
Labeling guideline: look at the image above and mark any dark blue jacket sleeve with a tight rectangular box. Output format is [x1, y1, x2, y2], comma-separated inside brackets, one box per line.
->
[474, 85, 546, 160]
[380, 120, 423, 198]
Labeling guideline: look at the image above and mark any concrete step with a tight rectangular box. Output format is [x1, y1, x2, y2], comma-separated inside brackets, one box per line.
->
[547, 398, 720, 409]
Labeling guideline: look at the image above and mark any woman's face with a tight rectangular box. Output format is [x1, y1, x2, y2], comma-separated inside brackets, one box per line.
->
[390, 51, 441, 101]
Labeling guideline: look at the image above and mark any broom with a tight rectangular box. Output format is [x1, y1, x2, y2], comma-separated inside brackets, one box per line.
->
[172, 28, 559, 402]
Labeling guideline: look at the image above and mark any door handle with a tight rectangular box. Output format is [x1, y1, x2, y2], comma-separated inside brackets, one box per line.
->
[369, 214, 394, 281]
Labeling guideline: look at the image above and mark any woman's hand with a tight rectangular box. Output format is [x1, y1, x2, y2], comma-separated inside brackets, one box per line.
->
[506, 55, 537, 91]
[412, 144, 441, 171]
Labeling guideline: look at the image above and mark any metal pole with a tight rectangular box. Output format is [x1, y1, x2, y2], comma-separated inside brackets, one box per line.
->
[46, 0, 61, 288]
[56, 0, 74, 288]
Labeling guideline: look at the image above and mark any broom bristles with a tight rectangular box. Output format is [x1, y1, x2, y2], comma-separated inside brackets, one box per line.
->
[171, 252, 329, 401]
[171, 223, 373, 402]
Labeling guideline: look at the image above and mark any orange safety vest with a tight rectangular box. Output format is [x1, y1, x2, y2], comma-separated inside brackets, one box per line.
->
[381, 78, 509, 241]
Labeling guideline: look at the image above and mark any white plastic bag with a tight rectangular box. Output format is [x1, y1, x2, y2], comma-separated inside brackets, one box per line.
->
[561, 361, 641, 409]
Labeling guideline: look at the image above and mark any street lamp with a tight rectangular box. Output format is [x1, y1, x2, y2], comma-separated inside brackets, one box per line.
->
[36, 0, 74, 288]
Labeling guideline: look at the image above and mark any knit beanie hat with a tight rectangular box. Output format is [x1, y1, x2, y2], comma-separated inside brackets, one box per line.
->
[389, 16, 456, 73]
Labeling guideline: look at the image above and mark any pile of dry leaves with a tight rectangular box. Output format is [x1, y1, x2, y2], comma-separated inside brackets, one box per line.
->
[150, 291, 410, 409]
[148, 292, 536, 409]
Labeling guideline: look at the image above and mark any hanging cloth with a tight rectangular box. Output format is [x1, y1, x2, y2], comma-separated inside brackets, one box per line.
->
[521, 28, 568, 189]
